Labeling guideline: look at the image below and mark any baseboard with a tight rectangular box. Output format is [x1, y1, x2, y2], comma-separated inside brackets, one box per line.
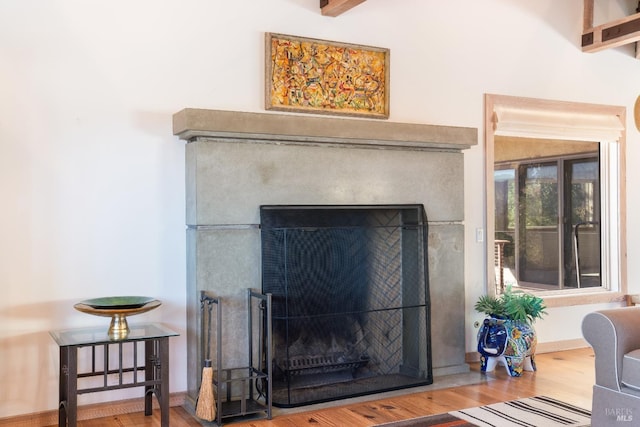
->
[0, 392, 187, 427]
[465, 338, 590, 364]
[536, 338, 589, 354]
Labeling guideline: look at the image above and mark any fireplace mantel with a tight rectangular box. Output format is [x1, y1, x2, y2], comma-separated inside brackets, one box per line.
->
[173, 108, 477, 151]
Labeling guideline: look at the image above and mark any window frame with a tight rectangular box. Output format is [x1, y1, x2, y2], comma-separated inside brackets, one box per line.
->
[484, 94, 626, 308]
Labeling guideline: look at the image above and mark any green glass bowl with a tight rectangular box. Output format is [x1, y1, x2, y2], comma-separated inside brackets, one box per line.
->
[80, 296, 155, 310]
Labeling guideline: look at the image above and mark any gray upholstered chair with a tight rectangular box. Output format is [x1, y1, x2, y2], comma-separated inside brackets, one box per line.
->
[582, 307, 640, 425]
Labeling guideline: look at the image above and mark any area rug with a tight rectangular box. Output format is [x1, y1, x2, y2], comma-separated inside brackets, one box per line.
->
[376, 396, 591, 426]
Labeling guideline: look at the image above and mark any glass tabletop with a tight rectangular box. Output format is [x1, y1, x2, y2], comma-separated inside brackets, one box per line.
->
[49, 322, 179, 346]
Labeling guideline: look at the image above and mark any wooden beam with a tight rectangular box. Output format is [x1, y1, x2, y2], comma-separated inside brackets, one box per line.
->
[582, 7, 640, 53]
[320, 0, 366, 17]
[583, 0, 593, 32]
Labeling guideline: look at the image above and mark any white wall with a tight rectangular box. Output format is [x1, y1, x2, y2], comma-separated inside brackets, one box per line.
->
[1, 0, 639, 418]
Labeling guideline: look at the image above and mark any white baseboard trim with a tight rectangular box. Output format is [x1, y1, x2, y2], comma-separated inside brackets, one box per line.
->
[0, 392, 187, 427]
[465, 338, 590, 363]
[536, 338, 589, 354]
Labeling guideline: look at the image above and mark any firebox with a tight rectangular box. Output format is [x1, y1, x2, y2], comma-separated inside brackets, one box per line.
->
[260, 204, 432, 407]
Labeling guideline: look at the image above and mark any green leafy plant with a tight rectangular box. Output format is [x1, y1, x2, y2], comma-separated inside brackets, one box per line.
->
[474, 285, 547, 324]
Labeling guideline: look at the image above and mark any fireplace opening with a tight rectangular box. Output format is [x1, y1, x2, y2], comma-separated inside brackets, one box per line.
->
[260, 204, 432, 407]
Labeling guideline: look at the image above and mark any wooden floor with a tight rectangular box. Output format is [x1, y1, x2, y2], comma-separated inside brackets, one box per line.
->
[48, 347, 595, 427]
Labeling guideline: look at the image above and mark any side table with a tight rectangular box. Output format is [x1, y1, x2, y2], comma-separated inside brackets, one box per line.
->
[50, 323, 179, 427]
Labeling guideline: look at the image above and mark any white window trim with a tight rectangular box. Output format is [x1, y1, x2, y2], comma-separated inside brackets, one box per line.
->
[601, 142, 621, 293]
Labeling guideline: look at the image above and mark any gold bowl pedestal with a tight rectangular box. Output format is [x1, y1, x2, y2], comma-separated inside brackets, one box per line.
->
[74, 300, 162, 340]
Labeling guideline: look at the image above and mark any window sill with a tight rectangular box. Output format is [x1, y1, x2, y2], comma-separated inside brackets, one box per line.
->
[538, 289, 626, 308]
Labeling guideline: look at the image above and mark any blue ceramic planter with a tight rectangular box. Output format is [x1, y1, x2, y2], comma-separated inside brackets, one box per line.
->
[477, 317, 537, 377]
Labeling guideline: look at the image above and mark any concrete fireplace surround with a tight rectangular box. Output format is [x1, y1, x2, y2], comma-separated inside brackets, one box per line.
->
[173, 108, 477, 404]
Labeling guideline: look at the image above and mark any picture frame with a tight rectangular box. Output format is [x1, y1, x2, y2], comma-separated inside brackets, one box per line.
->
[265, 32, 390, 119]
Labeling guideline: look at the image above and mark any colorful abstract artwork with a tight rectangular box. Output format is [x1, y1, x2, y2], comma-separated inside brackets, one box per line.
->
[265, 33, 389, 119]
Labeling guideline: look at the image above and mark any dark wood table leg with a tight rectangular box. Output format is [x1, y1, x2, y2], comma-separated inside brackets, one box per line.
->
[144, 338, 170, 427]
[159, 337, 170, 427]
[59, 346, 78, 427]
[144, 340, 153, 417]
[58, 346, 67, 427]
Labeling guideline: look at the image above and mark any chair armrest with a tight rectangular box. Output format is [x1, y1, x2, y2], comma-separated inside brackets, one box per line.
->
[582, 307, 640, 391]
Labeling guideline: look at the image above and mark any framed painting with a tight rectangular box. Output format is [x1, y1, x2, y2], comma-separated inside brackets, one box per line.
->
[265, 33, 390, 119]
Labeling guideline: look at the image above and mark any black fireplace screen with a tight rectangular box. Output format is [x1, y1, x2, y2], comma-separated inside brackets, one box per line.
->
[260, 205, 432, 407]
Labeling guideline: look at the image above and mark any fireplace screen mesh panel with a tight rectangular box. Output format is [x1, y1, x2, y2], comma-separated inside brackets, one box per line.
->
[260, 205, 432, 407]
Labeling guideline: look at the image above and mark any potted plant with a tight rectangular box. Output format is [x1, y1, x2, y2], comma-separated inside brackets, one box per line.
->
[474, 286, 547, 377]
[474, 285, 547, 324]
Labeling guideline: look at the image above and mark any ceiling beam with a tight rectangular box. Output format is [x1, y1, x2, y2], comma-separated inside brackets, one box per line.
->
[320, 0, 366, 17]
[582, 0, 640, 56]
[583, 0, 593, 32]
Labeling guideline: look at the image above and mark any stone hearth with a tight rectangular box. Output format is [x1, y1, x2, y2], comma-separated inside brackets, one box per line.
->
[173, 108, 477, 405]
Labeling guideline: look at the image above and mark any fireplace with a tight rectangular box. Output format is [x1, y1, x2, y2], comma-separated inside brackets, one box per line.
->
[173, 108, 477, 408]
[260, 204, 431, 406]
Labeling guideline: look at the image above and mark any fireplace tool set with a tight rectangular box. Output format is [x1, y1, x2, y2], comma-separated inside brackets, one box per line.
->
[197, 289, 272, 425]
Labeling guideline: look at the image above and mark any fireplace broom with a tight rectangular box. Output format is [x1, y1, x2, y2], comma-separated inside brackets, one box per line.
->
[196, 296, 216, 422]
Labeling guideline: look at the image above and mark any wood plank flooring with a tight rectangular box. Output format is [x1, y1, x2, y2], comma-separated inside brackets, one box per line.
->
[44, 347, 595, 427]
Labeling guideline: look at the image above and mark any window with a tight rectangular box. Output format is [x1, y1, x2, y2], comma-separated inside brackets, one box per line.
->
[495, 148, 600, 291]
[485, 94, 626, 306]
